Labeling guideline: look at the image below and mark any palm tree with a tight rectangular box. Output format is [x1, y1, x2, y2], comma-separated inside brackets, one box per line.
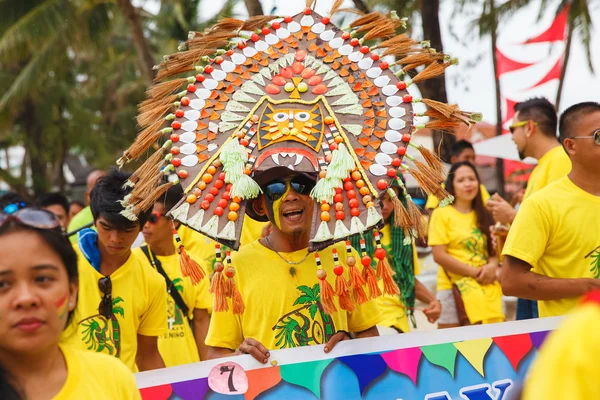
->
[79, 297, 125, 357]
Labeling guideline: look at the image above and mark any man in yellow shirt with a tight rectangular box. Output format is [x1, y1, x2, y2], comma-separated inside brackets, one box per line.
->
[64, 170, 167, 372]
[488, 97, 571, 320]
[425, 140, 490, 212]
[136, 184, 212, 366]
[501, 102, 600, 317]
[206, 169, 381, 363]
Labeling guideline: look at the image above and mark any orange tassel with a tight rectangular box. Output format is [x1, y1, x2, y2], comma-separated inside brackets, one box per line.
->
[223, 277, 234, 298]
[231, 283, 245, 315]
[210, 262, 228, 312]
[179, 247, 206, 285]
[346, 254, 368, 305]
[378, 259, 400, 296]
[319, 275, 337, 315]
[335, 274, 355, 312]
[362, 264, 381, 299]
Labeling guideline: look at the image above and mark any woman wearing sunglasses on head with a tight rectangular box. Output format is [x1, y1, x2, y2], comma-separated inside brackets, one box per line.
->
[0, 208, 141, 400]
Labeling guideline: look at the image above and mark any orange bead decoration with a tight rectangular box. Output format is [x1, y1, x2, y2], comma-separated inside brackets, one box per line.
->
[186, 195, 197, 204]
[366, 201, 374, 208]
[198, 181, 207, 190]
[319, 170, 327, 179]
[359, 186, 370, 196]
[202, 173, 213, 183]
[334, 136, 343, 144]
[229, 202, 240, 212]
[321, 203, 331, 211]
[324, 116, 334, 125]
[351, 171, 361, 181]
[335, 203, 344, 211]
[228, 211, 238, 221]
[207, 166, 217, 175]
[320, 211, 331, 222]
[356, 179, 365, 188]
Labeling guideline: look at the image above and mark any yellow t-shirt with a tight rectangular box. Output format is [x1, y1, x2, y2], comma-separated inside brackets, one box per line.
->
[63, 248, 167, 372]
[523, 302, 600, 400]
[523, 145, 571, 200]
[376, 224, 420, 333]
[132, 248, 212, 367]
[53, 344, 141, 400]
[503, 177, 600, 317]
[428, 205, 503, 324]
[205, 240, 382, 350]
[426, 184, 490, 210]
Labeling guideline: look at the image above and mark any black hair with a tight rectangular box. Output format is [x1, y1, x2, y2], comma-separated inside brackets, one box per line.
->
[559, 101, 600, 143]
[0, 193, 29, 211]
[450, 140, 474, 159]
[514, 97, 558, 139]
[445, 162, 495, 256]
[35, 192, 70, 216]
[160, 184, 184, 212]
[0, 214, 79, 399]
[90, 168, 152, 229]
[69, 200, 85, 209]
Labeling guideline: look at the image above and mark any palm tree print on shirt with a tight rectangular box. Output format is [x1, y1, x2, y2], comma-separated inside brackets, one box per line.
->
[167, 278, 185, 330]
[459, 228, 488, 264]
[272, 284, 336, 349]
[586, 246, 600, 279]
[79, 297, 124, 357]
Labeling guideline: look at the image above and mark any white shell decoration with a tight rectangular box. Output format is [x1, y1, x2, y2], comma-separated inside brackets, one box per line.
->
[386, 96, 403, 107]
[211, 69, 226, 81]
[287, 21, 301, 33]
[374, 76, 391, 87]
[220, 60, 236, 73]
[300, 15, 314, 27]
[276, 28, 291, 39]
[183, 110, 200, 121]
[181, 120, 198, 132]
[181, 155, 198, 167]
[388, 118, 406, 130]
[381, 142, 398, 154]
[366, 67, 382, 78]
[265, 33, 279, 45]
[195, 88, 211, 100]
[243, 47, 258, 57]
[338, 44, 353, 56]
[382, 85, 399, 96]
[369, 164, 387, 176]
[319, 30, 335, 41]
[375, 153, 392, 166]
[389, 107, 407, 118]
[311, 22, 325, 33]
[329, 37, 344, 49]
[255, 41, 269, 52]
[179, 131, 196, 143]
[348, 51, 364, 62]
[231, 53, 246, 65]
[189, 99, 205, 110]
[180, 143, 197, 155]
[202, 79, 218, 90]
[384, 130, 402, 142]
[358, 58, 373, 70]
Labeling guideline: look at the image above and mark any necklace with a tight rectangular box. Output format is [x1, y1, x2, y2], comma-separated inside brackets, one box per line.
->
[264, 236, 311, 265]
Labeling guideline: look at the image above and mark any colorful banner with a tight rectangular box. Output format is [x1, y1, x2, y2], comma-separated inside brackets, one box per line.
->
[136, 317, 560, 400]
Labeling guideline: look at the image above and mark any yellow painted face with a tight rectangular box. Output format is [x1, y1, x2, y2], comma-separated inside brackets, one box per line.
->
[258, 103, 324, 151]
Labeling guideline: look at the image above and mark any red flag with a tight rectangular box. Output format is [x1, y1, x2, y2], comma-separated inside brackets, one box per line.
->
[496, 48, 534, 77]
[528, 56, 563, 89]
[525, 7, 568, 44]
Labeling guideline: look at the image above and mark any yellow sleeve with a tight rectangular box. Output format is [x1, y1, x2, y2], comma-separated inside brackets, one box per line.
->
[502, 197, 550, 269]
[205, 305, 244, 350]
[425, 193, 440, 210]
[412, 244, 420, 276]
[114, 359, 143, 400]
[427, 208, 449, 246]
[480, 185, 490, 204]
[194, 277, 213, 313]
[138, 270, 168, 336]
[523, 304, 600, 400]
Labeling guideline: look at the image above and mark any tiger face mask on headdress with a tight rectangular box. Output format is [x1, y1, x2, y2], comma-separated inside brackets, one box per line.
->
[119, 1, 480, 313]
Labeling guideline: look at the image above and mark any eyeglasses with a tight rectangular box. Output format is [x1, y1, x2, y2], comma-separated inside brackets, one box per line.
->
[509, 120, 537, 134]
[147, 212, 166, 224]
[570, 129, 600, 145]
[264, 176, 316, 201]
[2, 202, 27, 214]
[98, 276, 113, 319]
[0, 208, 61, 230]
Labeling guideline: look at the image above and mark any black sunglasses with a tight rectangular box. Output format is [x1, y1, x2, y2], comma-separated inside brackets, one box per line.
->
[147, 212, 166, 224]
[264, 176, 316, 201]
[0, 208, 61, 230]
[98, 276, 113, 319]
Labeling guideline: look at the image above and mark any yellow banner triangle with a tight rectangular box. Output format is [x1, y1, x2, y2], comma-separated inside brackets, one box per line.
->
[454, 338, 493, 377]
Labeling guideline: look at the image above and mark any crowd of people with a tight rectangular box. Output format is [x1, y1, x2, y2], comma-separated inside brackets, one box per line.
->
[0, 97, 598, 398]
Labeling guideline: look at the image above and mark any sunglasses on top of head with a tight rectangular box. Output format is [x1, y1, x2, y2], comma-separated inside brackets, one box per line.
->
[264, 176, 316, 201]
[570, 129, 600, 145]
[0, 208, 61, 230]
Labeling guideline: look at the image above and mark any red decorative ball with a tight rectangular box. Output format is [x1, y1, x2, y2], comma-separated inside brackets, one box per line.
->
[209, 187, 219, 196]
[375, 248, 386, 260]
[377, 179, 388, 190]
[304, 7, 311, 14]
[218, 199, 228, 209]
[204, 193, 215, 203]
[370, 53, 380, 61]
[237, 41, 246, 49]
[380, 61, 389, 70]
[262, 27, 270, 35]
[222, 192, 231, 201]
[392, 158, 402, 167]
[342, 32, 351, 40]
[348, 198, 359, 209]
[170, 133, 180, 142]
[333, 265, 344, 276]
[171, 121, 181, 130]
[360, 46, 369, 54]
[387, 168, 397, 177]
[343, 181, 353, 191]
[204, 65, 214, 73]
[214, 179, 224, 189]
[361, 255, 372, 267]
[402, 134, 411, 143]
[175, 110, 185, 119]
[214, 56, 224, 64]
[335, 210, 345, 220]
[219, 172, 226, 181]
[346, 190, 356, 199]
[396, 81, 407, 90]
[350, 38, 359, 47]
[333, 194, 343, 204]
[171, 158, 181, 167]
[170, 147, 180, 155]
[177, 170, 188, 179]
[186, 84, 196, 93]
[343, 176, 351, 183]
[226, 49, 234, 56]
[180, 97, 190, 106]
[350, 208, 360, 217]
[239, 138, 249, 147]
[329, 143, 338, 151]
[397, 146, 407, 156]
[403, 94, 413, 103]
[271, 21, 281, 30]
[335, 187, 343, 194]
[250, 33, 260, 42]
[226, 183, 233, 191]
[284, 16, 293, 23]
[321, 16, 330, 24]
[214, 206, 224, 217]
[195, 74, 205, 82]
[201, 200, 210, 210]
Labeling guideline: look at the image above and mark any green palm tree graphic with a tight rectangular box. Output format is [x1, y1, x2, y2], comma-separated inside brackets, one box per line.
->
[272, 284, 336, 349]
[460, 228, 487, 263]
[80, 297, 124, 357]
[586, 247, 600, 279]
[169, 278, 185, 327]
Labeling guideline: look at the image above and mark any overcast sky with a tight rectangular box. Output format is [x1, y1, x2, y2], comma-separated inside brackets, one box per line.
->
[137, 0, 599, 124]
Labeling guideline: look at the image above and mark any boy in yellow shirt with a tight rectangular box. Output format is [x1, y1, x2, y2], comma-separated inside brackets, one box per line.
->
[502, 102, 600, 317]
[64, 170, 167, 372]
[136, 185, 212, 365]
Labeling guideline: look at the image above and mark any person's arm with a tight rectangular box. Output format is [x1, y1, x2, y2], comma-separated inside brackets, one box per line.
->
[136, 334, 165, 371]
[415, 279, 442, 323]
[486, 194, 517, 225]
[501, 256, 599, 300]
[324, 325, 379, 354]
[192, 308, 211, 360]
[432, 245, 480, 278]
[207, 338, 270, 364]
